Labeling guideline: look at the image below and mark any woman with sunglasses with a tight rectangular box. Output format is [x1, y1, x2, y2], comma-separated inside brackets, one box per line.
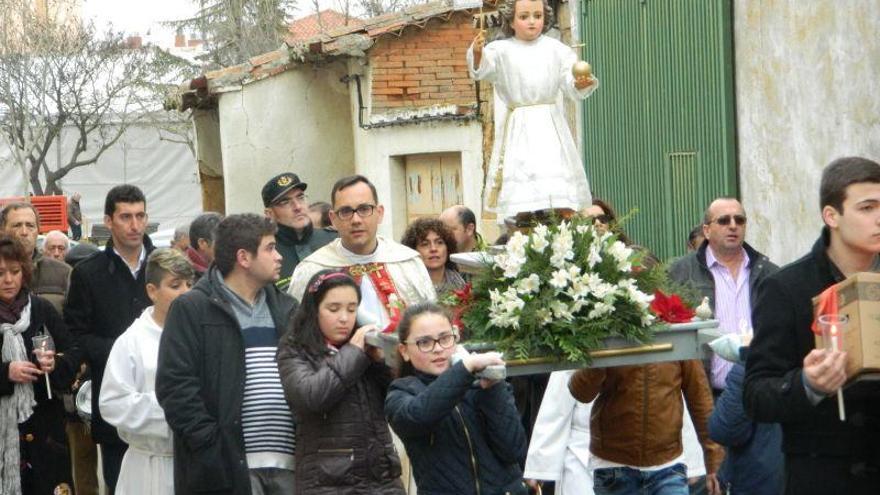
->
[276, 270, 405, 495]
[583, 198, 660, 268]
[385, 303, 529, 495]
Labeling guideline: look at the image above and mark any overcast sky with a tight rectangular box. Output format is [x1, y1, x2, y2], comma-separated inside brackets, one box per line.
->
[81, 0, 329, 39]
[81, 0, 199, 37]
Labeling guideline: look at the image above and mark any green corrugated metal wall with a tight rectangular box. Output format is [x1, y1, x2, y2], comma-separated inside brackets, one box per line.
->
[580, 0, 737, 260]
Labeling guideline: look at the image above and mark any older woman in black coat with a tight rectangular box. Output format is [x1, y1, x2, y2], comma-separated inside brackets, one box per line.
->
[0, 235, 79, 495]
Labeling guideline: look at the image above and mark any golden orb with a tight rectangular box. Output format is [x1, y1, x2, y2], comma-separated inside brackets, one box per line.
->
[572, 61, 592, 79]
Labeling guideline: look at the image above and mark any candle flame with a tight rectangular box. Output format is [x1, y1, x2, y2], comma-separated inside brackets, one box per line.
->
[830, 324, 838, 337]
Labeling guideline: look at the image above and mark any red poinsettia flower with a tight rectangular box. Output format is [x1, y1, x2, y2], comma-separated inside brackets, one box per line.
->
[650, 289, 695, 324]
[454, 283, 473, 305]
[450, 283, 473, 330]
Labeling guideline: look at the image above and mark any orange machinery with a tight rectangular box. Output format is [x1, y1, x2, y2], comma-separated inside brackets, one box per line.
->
[0, 195, 69, 233]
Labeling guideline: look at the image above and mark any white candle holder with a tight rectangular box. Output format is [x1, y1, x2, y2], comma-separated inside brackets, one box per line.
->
[818, 314, 847, 422]
[31, 333, 54, 400]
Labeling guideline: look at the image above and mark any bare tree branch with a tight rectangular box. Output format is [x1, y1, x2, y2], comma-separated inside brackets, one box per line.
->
[0, 0, 196, 195]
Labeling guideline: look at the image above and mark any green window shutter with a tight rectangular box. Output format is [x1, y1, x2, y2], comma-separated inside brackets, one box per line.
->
[580, 0, 737, 260]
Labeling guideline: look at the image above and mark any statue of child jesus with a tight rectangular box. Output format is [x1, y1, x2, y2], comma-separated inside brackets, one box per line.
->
[469, 0, 599, 223]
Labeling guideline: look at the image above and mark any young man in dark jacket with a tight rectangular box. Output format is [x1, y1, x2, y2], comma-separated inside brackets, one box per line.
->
[64, 184, 155, 493]
[744, 156, 880, 494]
[156, 214, 298, 495]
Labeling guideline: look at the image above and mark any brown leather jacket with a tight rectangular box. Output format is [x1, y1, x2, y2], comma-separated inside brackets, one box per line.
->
[569, 360, 724, 473]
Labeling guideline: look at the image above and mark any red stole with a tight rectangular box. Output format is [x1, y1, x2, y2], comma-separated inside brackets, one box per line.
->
[346, 263, 404, 333]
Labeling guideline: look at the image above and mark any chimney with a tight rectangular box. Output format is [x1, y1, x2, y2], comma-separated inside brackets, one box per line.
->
[175, 33, 186, 48]
[126, 35, 143, 49]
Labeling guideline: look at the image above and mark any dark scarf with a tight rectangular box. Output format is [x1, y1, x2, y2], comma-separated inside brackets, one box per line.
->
[0, 289, 28, 325]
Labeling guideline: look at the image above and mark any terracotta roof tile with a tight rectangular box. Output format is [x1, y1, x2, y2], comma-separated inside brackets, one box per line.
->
[289, 0, 467, 57]
[288, 10, 364, 41]
[176, 0, 478, 102]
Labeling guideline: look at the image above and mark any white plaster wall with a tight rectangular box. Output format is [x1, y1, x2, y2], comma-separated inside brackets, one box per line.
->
[735, 0, 880, 265]
[218, 61, 356, 214]
[348, 69, 485, 244]
[344, 57, 486, 241]
[351, 118, 485, 242]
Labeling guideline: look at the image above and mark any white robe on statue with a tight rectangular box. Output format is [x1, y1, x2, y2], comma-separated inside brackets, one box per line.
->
[468, 35, 597, 220]
[100, 307, 174, 495]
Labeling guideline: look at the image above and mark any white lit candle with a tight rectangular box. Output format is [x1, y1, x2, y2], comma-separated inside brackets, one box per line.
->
[831, 324, 845, 422]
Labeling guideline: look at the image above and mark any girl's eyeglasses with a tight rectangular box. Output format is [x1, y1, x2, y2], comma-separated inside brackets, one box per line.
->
[405, 332, 460, 353]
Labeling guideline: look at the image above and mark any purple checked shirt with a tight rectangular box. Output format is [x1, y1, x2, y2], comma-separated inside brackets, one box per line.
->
[706, 247, 752, 390]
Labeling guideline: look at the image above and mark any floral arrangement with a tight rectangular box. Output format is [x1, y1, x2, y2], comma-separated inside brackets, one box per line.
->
[459, 216, 676, 362]
[438, 283, 474, 333]
[650, 290, 696, 324]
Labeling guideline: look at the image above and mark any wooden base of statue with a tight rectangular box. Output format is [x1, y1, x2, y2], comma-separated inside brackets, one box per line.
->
[513, 208, 577, 234]
[366, 320, 721, 376]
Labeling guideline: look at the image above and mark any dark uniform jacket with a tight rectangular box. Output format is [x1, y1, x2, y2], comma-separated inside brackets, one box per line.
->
[275, 223, 337, 290]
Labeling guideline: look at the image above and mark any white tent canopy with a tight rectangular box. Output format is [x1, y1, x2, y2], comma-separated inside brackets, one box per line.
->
[0, 120, 202, 236]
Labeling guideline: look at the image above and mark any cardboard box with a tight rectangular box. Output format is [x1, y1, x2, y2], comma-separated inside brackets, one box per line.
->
[812, 272, 880, 378]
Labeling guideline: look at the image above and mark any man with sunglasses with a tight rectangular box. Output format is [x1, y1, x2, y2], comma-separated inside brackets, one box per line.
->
[670, 197, 778, 394]
[262, 172, 337, 291]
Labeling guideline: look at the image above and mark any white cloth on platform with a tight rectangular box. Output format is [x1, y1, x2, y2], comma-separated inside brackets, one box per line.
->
[468, 35, 597, 220]
[100, 307, 173, 495]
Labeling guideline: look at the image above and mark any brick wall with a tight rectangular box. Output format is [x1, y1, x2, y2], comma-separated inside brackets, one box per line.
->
[369, 12, 477, 113]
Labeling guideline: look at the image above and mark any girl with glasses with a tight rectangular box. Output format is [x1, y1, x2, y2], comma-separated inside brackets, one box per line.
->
[277, 270, 405, 495]
[385, 303, 529, 495]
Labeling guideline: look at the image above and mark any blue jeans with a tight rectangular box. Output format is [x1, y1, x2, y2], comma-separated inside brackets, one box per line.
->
[594, 463, 689, 495]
